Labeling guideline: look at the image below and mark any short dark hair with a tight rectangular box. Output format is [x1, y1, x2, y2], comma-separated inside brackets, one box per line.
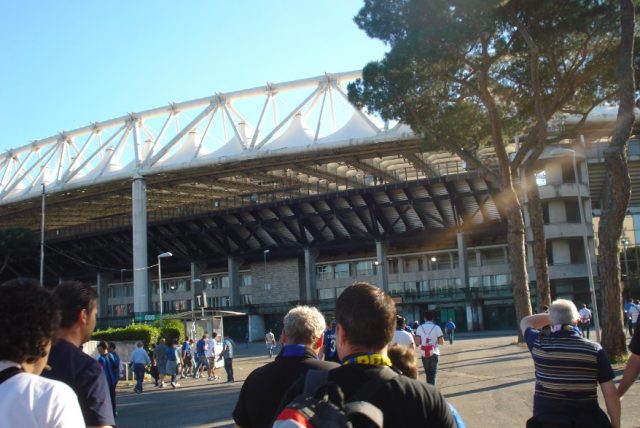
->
[0, 278, 60, 363]
[97, 340, 108, 350]
[425, 310, 436, 321]
[335, 282, 396, 350]
[52, 281, 97, 328]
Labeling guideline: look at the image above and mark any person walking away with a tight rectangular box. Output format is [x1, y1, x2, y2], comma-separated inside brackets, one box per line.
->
[318, 320, 340, 362]
[96, 341, 118, 418]
[391, 315, 416, 350]
[416, 310, 445, 385]
[181, 339, 194, 377]
[233, 306, 339, 428]
[578, 304, 592, 339]
[148, 344, 159, 386]
[165, 339, 181, 388]
[265, 329, 276, 357]
[275, 283, 455, 427]
[107, 342, 121, 413]
[130, 341, 151, 393]
[207, 332, 219, 381]
[445, 319, 456, 344]
[221, 335, 235, 382]
[42, 281, 115, 428]
[624, 298, 635, 336]
[630, 300, 640, 337]
[193, 333, 210, 378]
[520, 299, 619, 428]
[155, 338, 168, 387]
[0, 279, 84, 428]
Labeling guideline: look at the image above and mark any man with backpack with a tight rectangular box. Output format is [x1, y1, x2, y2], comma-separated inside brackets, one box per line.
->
[233, 306, 339, 428]
[275, 282, 455, 428]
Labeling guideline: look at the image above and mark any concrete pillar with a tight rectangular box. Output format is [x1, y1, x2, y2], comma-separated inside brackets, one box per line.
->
[132, 176, 149, 314]
[249, 314, 265, 343]
[191, 262, 205, 309]
[465, 302, 474, 332]
[304, 247, 317, 302]
[228, 256, 241, 307]
[96, 272, 109, 318]
[376, 240, 389, 292]
[457, 231, 469, 288]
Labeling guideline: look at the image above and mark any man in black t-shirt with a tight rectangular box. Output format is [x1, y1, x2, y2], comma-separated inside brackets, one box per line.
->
[232, 305, 338, 428]
[43, 282, 114, 428]
[279, 282, 455, 428]
[618, 317, 640, 397]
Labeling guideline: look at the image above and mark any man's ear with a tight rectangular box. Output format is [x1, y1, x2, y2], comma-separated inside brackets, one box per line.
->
[336, 323, 348, 347]
[78, 308, 88, 325]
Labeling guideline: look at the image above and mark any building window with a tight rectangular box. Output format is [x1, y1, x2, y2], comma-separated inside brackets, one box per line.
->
[316, 265, 333, 281]
[241, 295, 252, 305]
[388, 258, 399, 274]
[356, 261, 374, 276]
[241, 274, 252, 288]
[334, 263, 350, 278]
[542, 202, 550, 224]
[569, 238, 586, 264]
[562, 162, 576, 183]
[417, 257, 424, 272]
[389, 282, 404, 294]
[318, 288, 335, 300]
[221, 276, 230, 289]
[565, 201, 580, 223]
[546, 241, 554, 265]
[480, 249, 505, 266]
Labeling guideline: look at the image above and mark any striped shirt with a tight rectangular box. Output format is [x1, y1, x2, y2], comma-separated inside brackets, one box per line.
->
[525, 326, 613, 416]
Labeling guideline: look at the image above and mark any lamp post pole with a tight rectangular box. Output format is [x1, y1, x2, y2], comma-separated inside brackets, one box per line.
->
[572, 150, 601, 342]
[263, 249, 270, 290]
[157, 252, 173, 328]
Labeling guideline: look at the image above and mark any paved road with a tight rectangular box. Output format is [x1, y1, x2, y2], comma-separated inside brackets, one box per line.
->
[114, 333, 640, 427]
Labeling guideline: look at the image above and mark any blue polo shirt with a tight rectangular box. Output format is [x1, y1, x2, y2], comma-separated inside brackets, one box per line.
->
[525, 326, 614, 417]
[43, 339, 115, 427]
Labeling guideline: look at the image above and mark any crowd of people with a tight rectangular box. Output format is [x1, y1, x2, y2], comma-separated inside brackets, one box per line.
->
[2, 276, 640, 427]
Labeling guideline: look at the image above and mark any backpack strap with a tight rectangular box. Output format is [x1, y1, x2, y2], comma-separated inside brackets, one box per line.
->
[303, 369, 330, 396]
[345, 367, 398, 428]
[0, 366, 22, 384]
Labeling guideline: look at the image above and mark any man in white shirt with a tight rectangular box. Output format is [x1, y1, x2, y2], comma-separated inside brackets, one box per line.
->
[0, 279, 84, 428]
[265, 329, 276, 357]
[415, 310, 445, 385]
[578, 304, 592, 339]
[207, 332, 219, 381]
[391, 315, 415, 350]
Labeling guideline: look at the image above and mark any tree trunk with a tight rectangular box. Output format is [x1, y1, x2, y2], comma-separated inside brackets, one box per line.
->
[598, 0, 635, 358]
[526, 172, 551, 310]
[504, 185, 533, 341]
[598, 147, 630, 357]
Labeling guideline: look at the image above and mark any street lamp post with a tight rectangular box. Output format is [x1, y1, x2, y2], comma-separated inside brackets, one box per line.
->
[571, 149, 601, 342]
[263, 249, 270, 290]
[157, 251, 173, 327]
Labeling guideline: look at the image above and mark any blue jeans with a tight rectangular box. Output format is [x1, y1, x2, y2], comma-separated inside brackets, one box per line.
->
[447, 330, 454, 344]
[133, 363, 146, 391]
[224, 357, 233, 382]
[421, 354, 439, 385]
[194, 355, 209, 376]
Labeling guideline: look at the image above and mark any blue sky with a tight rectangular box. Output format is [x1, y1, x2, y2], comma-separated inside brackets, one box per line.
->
[0, 1, 386, 152]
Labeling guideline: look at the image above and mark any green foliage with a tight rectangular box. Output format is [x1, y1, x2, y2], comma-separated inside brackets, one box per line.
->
[349, 0, 620, 155]
[92, 324, 159, 347]
[0, 228, 37, 275]
[154, 318, 185, 345]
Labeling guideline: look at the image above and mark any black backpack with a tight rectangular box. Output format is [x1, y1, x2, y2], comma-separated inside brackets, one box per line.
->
[273, 367, 397, 428]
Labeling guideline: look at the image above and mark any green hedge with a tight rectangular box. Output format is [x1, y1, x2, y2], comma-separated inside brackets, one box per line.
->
[92, 324, 159, 346]
[156, 319, 185, 344]
[93, 318, 186, 346]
